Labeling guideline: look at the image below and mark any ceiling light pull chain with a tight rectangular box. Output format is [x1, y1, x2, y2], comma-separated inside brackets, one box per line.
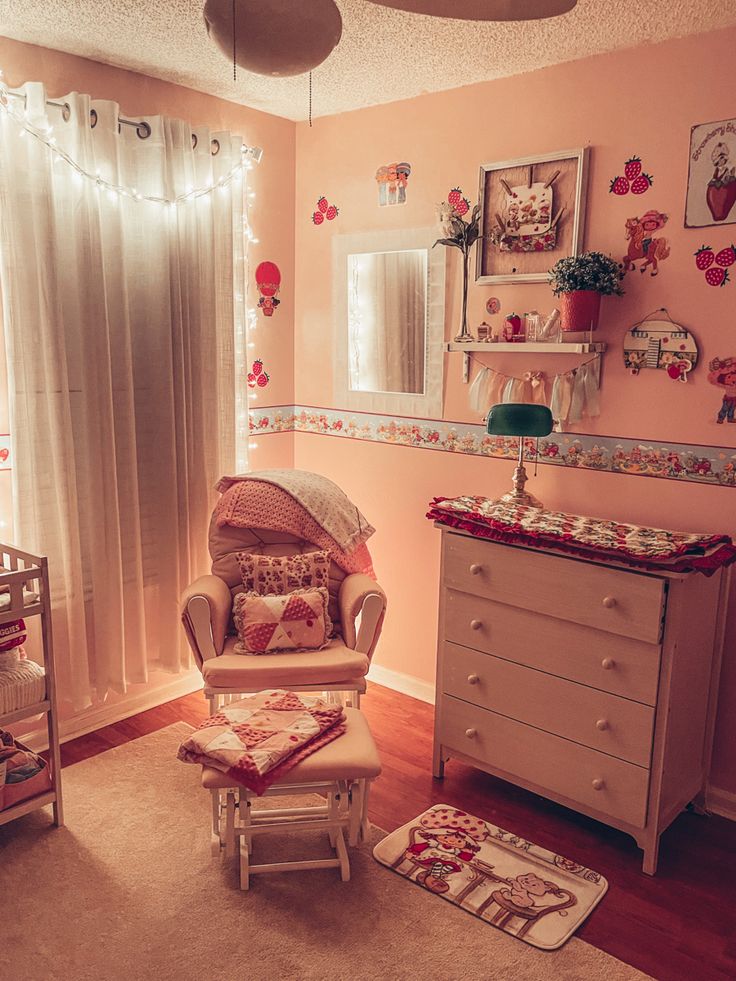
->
[232, 0, 237, 81]
[309, 72, 312, 128]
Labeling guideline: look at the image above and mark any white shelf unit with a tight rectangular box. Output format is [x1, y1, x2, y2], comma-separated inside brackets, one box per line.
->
[445, 341, 607, 382]
[0, 544, 63, 829]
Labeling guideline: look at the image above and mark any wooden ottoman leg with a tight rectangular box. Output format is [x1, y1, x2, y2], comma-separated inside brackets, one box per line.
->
[328, 791, 338, 846]
[224, 790, 236, 859]
[348, 781, 362, 847]
[210, 789, 223, 856]
[335, 827, 351, 882]
[360, 779, 372, 843]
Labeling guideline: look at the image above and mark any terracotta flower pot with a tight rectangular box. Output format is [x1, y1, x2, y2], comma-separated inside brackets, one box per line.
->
[560, 290, 602, 332]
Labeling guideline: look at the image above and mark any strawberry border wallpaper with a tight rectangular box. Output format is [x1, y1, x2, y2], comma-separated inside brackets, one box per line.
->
[251, 405, 736, 488]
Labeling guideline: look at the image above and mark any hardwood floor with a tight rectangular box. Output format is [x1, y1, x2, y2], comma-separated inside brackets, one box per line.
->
[58, 683, 736, 981]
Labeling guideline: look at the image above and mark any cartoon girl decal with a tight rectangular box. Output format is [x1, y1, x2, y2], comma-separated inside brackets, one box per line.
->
[708, 356, 736, 424]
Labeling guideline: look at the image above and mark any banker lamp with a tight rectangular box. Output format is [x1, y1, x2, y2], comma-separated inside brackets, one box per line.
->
[486, 403, 553, 508]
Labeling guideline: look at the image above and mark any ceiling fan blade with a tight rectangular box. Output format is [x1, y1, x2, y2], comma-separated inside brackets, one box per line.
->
[363, 0, 577, 21]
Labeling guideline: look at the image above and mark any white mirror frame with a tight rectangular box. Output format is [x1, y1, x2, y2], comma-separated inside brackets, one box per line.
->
[333, 226, 446, 417]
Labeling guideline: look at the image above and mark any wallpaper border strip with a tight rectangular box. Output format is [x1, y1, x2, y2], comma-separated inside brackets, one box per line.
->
[250, 405, 736, 489]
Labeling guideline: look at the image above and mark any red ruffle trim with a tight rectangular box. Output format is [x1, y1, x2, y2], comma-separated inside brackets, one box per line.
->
[426, 499, 736, 576]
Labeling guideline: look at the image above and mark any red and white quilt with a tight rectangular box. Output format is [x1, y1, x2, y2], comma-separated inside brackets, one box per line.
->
[177, 690, 345, 795]
[427, 497, 736, 575]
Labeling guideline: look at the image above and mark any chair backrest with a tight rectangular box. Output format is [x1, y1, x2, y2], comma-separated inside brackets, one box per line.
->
[208, 515, 346, 628]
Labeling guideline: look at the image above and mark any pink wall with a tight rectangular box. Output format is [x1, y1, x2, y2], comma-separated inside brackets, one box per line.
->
[292, 28, 736, 794]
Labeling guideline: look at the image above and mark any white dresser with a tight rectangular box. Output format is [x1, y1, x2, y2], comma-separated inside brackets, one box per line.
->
[432, 527, 728, 874]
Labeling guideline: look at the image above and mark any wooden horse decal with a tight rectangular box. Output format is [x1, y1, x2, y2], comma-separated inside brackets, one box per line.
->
[621, 210, 671, 277]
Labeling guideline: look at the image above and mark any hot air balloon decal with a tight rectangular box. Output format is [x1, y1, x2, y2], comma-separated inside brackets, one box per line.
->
[255, 260, 281, 317]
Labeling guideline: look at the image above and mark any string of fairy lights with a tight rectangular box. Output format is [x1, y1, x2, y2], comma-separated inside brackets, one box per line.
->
[0, 73, 264, 468]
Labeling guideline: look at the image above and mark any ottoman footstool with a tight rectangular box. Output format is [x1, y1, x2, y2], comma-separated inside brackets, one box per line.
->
[202, 707, 381, 890]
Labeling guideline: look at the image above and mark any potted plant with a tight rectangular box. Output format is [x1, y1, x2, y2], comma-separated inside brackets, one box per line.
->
[435, 189, 482, 342]
[549, 251, 623, 332]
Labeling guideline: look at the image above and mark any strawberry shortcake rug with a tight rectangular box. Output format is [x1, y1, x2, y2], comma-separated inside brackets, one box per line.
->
[373, 804, 608, 950]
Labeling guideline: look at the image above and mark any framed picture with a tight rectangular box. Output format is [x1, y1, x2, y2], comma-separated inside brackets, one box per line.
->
[476, 147, 589, 285]
[685, 118, 736, 228]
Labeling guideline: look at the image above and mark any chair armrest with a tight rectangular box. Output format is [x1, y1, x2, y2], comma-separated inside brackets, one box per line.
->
[180, 575, 232, 666]
[338, 574, 387, 658]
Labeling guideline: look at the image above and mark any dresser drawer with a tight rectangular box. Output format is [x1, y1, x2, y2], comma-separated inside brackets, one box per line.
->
[442, 642, 655, 767]
[443, 533, 665, 643]
[439, 694, 649, 828]
[444, 589, 661, 705]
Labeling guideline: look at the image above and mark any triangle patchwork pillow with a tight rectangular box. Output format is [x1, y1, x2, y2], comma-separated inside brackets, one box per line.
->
[233, 586, 332, 655]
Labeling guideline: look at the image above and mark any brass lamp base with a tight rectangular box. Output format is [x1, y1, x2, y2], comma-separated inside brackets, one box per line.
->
[493, 463, 545, 509]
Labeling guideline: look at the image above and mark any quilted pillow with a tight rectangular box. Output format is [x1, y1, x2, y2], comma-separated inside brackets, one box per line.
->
[233, 587, 332, 655]
[235, 549, 330, 596]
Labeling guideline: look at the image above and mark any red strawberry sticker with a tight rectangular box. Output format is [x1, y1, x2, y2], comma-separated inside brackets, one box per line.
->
[447, 187, 463, 208]
[256, 371, 270, 387]
[630, 173, 653, 194]
[312, 210, 324, 225]
[609, 176, 629, 195]
[715, 245, 736, 268]
[325, 204, 339, 221]
[694, 245, 714, 270]
[455, 197, 470, 217]
[705, 266, 729, 287]
[624, 157, 642, 181]
[247, 373, 257, 388]
[252, 359, 263, 376]
[317, 196, 328, 214]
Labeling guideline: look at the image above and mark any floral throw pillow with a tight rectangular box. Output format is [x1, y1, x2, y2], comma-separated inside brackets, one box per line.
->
[233, 587, 332, 655]
[236, 549, 330, 596]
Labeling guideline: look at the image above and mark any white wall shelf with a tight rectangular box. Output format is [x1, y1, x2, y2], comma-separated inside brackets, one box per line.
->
[445, 341, 607, 382]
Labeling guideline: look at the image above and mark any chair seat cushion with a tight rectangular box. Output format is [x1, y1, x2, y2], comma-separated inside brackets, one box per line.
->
[200, 636, 369, 688]
[201, 707, 381, 788]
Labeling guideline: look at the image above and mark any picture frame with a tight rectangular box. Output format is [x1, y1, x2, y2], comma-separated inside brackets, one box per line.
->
[476, 147, 589, 285]
[685, 117, 736, 228]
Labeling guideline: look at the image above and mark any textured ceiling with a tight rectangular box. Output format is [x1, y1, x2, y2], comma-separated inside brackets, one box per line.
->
[0, 0, 734, 121]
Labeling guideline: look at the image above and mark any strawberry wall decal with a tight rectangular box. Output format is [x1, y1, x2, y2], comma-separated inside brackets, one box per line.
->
[247, 359, 270, 388]
[312, 195, 339, 225]
[694, 243, 735, 287]
[609, 155, 654, 196]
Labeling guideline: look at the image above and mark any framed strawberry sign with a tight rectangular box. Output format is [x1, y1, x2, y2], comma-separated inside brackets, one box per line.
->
[685, 118, 736, 228]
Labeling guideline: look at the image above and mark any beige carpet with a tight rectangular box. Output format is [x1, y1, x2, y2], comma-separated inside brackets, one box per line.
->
[0, 724, 651, 981]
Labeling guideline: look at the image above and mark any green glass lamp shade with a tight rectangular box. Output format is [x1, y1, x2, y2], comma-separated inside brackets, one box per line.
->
[487, 403, 553, 438]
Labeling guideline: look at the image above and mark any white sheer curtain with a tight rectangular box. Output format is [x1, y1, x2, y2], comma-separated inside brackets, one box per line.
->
[0, 82, 247, 710]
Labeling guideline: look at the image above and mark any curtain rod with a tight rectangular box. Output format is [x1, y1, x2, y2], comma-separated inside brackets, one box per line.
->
[2, 89, 263, 161]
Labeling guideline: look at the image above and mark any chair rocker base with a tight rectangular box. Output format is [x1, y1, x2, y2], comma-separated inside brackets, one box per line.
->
[210, 778, 373, 890]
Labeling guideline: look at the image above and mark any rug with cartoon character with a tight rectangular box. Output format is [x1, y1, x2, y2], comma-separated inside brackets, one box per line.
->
[373, 804, 608, 950]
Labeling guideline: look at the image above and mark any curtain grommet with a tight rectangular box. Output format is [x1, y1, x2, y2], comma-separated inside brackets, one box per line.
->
[210, 138, 220, 156]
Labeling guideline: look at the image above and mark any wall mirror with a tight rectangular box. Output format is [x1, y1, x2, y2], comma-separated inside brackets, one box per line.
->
[333, 227, 445, 416]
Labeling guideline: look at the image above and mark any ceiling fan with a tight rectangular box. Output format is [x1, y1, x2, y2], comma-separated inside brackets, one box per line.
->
[364, 0, 577, 19]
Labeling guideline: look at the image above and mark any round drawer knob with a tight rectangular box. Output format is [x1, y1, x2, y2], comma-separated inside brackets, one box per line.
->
[596, 719, 609, 731]
[602, 596, 617, 609]
[465, 728, 477, 739]
[469, 563, 483, 576]
[601, 658, 615, 670]
[467, 673, 480, 685]
[470, 619, 483, 631]
[592, 778, 605, 791]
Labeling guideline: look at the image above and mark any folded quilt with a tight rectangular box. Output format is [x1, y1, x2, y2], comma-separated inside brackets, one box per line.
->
[427, 497, 736, 575]
[177, 690, 346, 795]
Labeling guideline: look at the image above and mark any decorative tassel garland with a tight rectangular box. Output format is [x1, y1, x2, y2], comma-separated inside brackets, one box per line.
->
[470, 354, 601, 430]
